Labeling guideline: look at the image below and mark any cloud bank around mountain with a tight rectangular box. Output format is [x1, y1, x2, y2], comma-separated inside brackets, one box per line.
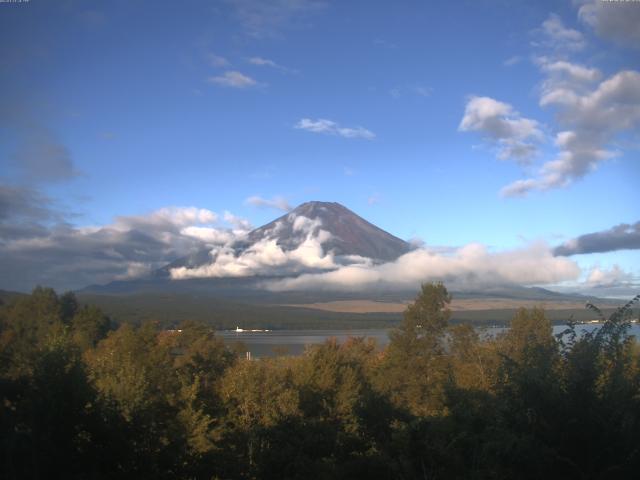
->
[169, 211, 581, 291]
[0, 195, 253, 291]
[263, 240, 581, 292]
[2, 194, 636, 295]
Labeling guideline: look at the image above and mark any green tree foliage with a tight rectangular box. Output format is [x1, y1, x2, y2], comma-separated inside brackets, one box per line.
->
[1, 286, 639, 479]
[71, 304, 111, 350]
[379, 282, 452, 416]
[0, 287, 66, 377]
[0, 289, 111, 479]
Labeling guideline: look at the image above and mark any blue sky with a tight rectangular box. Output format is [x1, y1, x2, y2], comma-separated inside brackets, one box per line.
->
[1, 0, 639, 294]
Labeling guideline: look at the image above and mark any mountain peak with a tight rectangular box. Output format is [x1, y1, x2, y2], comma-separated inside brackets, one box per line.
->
[248, 201, 412, 262]
[155, 201, 413, 278]
[292, 201, 347, 214]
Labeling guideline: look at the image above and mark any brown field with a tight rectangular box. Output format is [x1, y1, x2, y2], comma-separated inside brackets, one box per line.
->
[283, 298, 590, 314]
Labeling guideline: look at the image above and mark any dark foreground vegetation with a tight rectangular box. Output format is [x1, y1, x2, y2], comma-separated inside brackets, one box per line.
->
[1, 284, 639, 479]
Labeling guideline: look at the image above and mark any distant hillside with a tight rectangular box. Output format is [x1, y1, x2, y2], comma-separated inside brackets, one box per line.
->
[0, 289, 27, 305]
[77, 291, 622, 330]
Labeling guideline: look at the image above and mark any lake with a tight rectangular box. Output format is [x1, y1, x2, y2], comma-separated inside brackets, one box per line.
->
[218, 323, 640, 358]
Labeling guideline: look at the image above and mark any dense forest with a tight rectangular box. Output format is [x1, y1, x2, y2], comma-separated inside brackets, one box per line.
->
[1, 284, 639, 479]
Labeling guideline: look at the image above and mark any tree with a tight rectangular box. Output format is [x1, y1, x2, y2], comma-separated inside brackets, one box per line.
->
[71, 305, 111, 351]
[84, 322, 186, 477]
[0, 287, 65, 377]
[379, 282, 452, 416]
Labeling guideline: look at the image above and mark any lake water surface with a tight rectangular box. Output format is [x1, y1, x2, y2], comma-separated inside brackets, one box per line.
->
[218, 324, 640, 358]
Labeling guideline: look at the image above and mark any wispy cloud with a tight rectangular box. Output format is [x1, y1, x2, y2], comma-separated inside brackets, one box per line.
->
[248, 56, 277, 67]
[245, 195, 292, 212]
[295, 118, 375, 140]
[248, 56, 296, 73]
[225, 0, 327, 38]
[208, 70, 259, 88]
[536, 13, 586, 51]
[503, 55, 522, 67]
[390, 84, 432, 99]
[0, 184, 64, 239]
[1, 105, 80, 184]
[206, 52, 230, 67]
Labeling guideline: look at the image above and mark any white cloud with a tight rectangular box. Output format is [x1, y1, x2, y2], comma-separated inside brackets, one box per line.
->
[485, 9, 640, 197]
[459, 96, 544, 164]
[180, 226, 238, 245]
[539, 13, 586, 51]
[223, 210, 253, 230]
[114, 262, 153, 281]
[295, 118, 375, 140]
[113, 207, 218, 232]
[538, 57, 602, 86]
[208, 71, 258, 88]
[266, 241, 581, 291]
[502, 69, 640, 196]
[578, 0, 640, 48]
[245, 195, 292, 212]
[586, 264, 633, 288]
[170, 214, 336, 279]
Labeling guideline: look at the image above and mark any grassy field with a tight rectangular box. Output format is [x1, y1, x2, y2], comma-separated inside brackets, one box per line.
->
[77, 292, 623, 330]
[282, 298, 594, 313]
[2, 287, 624, 330]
